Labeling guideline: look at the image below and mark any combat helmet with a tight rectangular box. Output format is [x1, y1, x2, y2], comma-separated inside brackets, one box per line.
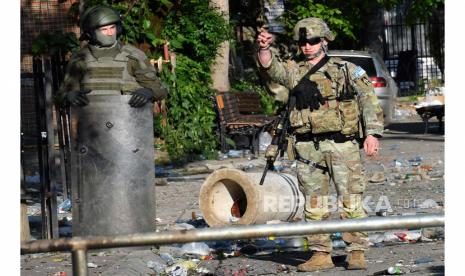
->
[293, 17, 335, 42]
[79, 5, 122, 42]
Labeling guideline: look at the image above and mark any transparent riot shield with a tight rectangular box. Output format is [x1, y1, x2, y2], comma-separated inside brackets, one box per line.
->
[70, 95, 155, 236]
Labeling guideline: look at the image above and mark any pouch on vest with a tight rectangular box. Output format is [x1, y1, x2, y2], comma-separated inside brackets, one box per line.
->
[289, 108, 312, 129]
[310, 75, 333, 98]
[339, 99, 360, 135]
[289, 109, 303, 128]
[309, 100, 343, 134]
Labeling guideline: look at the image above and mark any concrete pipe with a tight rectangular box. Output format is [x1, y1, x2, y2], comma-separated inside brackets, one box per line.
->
[199, 168, 304, 227]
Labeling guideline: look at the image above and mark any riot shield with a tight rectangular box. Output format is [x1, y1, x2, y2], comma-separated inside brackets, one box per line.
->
[70, 95, 155, 236]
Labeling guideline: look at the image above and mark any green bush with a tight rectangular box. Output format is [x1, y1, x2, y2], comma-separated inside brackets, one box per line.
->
[159, 1, 232, 161]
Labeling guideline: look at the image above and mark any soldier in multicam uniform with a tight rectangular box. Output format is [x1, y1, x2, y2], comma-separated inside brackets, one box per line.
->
[57, 5, 167, 107]
[257, 18, 384, 272]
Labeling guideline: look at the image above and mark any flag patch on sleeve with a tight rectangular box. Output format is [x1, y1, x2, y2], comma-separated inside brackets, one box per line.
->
[352, 66, 366, 79]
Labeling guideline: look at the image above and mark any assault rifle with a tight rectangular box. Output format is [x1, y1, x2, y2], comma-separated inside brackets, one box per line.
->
[259, 56, 331, 186]
[259, 96, 296, 185]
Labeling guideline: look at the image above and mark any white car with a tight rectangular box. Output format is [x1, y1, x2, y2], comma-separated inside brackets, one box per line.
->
[328, 50, 398, 124]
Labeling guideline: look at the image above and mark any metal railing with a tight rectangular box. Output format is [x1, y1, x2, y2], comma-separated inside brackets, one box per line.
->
[21, 213, 444, 276]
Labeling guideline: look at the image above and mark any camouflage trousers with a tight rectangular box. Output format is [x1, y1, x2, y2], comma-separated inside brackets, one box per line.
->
[295, 139, 369, 253]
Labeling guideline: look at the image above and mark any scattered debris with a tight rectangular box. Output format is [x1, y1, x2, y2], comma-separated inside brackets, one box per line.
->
[196, 267, 211, 274]
[21, 129, 444, 274]
[376, 209, 389, 217]
[87, 262, 98, 268]
[58, 198, 72, 213]
[370, 172, 386, 183]
[160, 252, 176, 265]
[421, 227, 444, 240]
[180, 242, 211, 256]
[147, 260, 166, 274]
[276, 264, 290, 273]
[238, 163, 255, 172]
[373, 266, 404, 275]
[165, 260, 198, 276]
[227, 150, 244, 158]
[387, 266, 404, 274]
[259, 131, 272, 152]
[155, 178, 168, 186]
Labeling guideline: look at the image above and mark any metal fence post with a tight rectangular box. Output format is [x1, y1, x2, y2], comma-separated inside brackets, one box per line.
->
[71, 248, 88, 276]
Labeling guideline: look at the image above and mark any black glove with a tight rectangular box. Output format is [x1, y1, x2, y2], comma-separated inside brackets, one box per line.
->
[129, 88, 154, 108]
[291, 78, 325, 111]
[66, 89, 91, 107]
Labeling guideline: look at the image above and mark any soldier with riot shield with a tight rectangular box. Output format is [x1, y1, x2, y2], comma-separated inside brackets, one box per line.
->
[57, 5, 168, 237]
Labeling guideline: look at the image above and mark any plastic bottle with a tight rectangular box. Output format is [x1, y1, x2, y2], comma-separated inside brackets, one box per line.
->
[332, 239, 347, 249]
[160, 252, 175, 265]
[281, 237, 309, 252]
[259, 131, 272, 152]
[387, 266, 403, 274]
[330, 232, 346, 248]
[240, 163, 255, 172]
[227, 150, 243, 158]
[180, 242, 210, 256]
[373, 266, 403, 275]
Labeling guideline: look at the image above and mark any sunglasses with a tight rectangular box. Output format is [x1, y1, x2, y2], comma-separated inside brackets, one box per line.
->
[299, 37, 322, 46]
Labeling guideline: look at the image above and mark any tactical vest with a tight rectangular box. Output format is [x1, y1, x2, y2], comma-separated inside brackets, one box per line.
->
[289, 58, 360, 135]
[80, 44, 144, 95]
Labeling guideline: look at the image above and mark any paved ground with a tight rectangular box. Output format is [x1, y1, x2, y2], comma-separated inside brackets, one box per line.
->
[20, 116, 445, 275]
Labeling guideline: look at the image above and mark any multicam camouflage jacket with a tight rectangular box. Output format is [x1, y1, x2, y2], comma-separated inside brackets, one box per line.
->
[260, 51, 384, 137]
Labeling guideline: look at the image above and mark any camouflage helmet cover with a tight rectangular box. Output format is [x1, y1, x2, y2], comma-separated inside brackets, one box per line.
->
[293, 17, 335, 42]
[80, 5, 121, 36]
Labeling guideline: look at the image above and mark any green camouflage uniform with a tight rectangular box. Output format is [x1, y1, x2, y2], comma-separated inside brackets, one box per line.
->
[260, 52, 383, 253]
[57, 42, 167, 103]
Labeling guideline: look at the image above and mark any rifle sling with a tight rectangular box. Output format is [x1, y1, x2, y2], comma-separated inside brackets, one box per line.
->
[289, 55, 331, 172]
[294, 55, 330, 90]
[295, 152, 328, 171]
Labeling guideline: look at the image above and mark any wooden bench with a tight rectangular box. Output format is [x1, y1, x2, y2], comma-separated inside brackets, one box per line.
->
[214, 91, 277, 154]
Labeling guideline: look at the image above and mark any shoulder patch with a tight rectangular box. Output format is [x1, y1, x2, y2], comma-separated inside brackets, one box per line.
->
[352, 66, 366, 79]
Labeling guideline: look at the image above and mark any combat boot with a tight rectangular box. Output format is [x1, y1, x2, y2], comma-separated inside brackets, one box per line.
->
[297, 251, 335, 272]
[346, 250, 367, 270]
